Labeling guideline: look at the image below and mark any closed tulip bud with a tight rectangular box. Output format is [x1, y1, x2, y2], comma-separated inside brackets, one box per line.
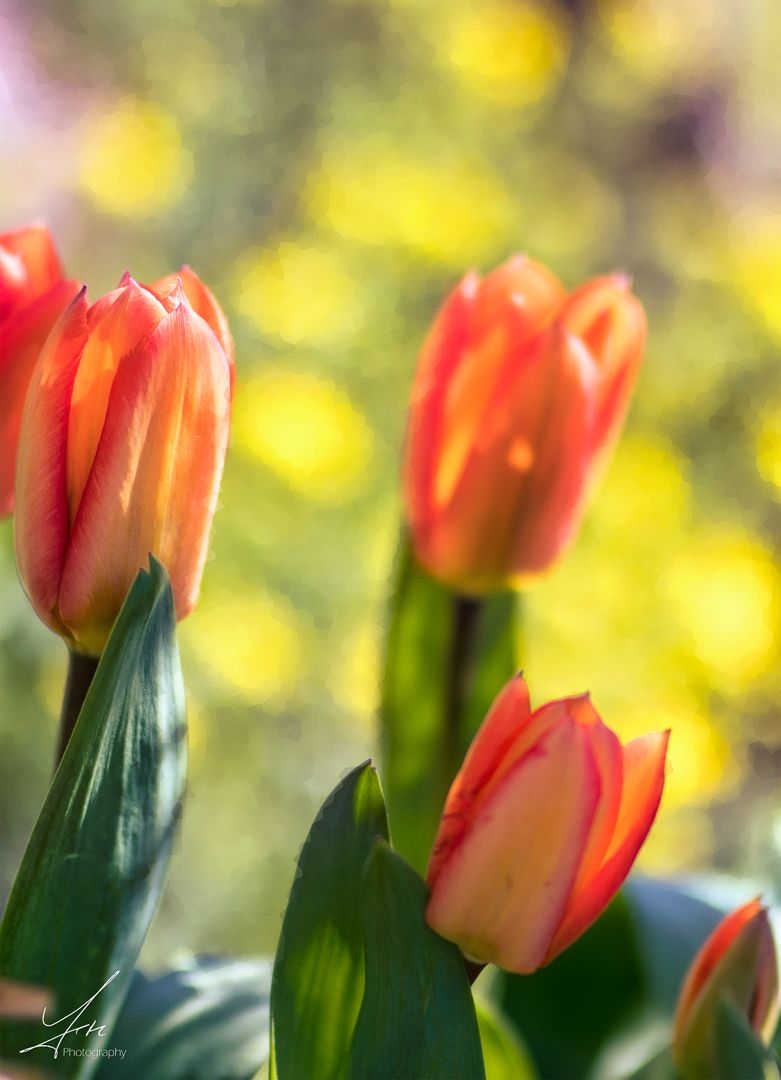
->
[673, 899, 780, 1079]
[405, 256, 646, 592]
[0, 224, 82, 517]
[425, 675, 669, 973]
[14, 269, 233, 656]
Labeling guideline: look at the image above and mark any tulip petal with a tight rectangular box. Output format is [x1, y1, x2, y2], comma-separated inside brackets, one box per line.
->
[0, 246, 28, 320]
[0, 224, 63, 310]
[674, 904, 776, 1075]
[544, 728, 669, 962]
[474, 255, 566, 341]
[67, 279, 166, 526]
[405, 272, 477, 556]
[432, 258, 566, 515]
[425, 717, 600, 973]
[423, 323, 597, 589]
[427, 674, 531, 888]
[59, 297, 231, 654]
[14, 289, 90, 638]
[567, 714, 623, 899]
[753, 909, 780, 1041]
[0, 278, 82, 516]
[560, 275, 646, 458]
[674, 899, 764, 1044]
[408, 258, 567, 585]
[149, 267, 235, 394]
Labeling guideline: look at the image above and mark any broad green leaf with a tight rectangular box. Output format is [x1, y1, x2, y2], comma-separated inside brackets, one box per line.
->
[95, 956, 271, 1080]
[714, 995, 779, 1080]
[623, 1046, 679, 1080]
[346, 840, 485, 1080]
[623, 877, 725, 1013]
[271, 761, 389, 1080]
[382, 540, 517, 873]
[476, 1002, 537, 1080]
[0, 557, 186, 1079]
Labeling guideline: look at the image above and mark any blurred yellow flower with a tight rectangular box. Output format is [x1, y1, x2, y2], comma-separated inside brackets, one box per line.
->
[756, 403, 781, 490]
[184, 592, 305, 702]
[730, 214, 781, 339]
[234, 371, 374, 502]
[328, 622, 381, 726]
[304, 141, 514, 266]
[234, 243, 361, 344]
[598, 0, 718, 84]
[438, 0, 569, 108]
[79, 96, 192, 217]
[660, 532, 777, 684]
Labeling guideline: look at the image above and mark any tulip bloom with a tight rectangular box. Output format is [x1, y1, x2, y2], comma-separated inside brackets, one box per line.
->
[405, 256, 646, 592]
[425, 675, 669, 973]
[15, 268, 233, 656]
[673, 899, 780, 1079]
[1, 224, 81, 517]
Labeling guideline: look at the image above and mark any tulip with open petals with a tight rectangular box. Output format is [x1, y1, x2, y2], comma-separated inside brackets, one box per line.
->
[14, 268, 233, 656]
[425, 675, 669, 973]
[0, 224, 81, 517]
[673, 899, 780, 1079]
[405, 256, 646, 592]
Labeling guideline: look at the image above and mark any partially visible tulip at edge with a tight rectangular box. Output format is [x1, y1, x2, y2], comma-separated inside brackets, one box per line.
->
[1, 224, 82, 518]
[405, 255, 646, 593]
[425, 675, 669, 974]
[14, 267, 234, 656]
[673, 898, 780, 1079]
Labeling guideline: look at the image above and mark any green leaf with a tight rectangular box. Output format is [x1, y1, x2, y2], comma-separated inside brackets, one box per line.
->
[0, 557, 186, 1079]
[623, 877, 725, 1013]
[382, 540, 517, 873]
[346, 840, 485, 1080]
[714, 994, 779, 1080]
[623, 1046, 680, 1080]
[95, 956, 271, 1080]
[476, 1002, 537, 1080]
[271, 761, 389, 1080]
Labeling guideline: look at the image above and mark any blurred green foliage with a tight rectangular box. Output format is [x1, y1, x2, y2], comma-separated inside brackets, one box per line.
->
[1, 0, 779, 994]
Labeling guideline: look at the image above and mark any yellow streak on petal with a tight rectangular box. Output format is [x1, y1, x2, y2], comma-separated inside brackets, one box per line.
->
[433, 325, 508, 509]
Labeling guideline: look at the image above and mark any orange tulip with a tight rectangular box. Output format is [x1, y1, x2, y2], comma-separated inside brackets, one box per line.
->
[14, 268, 234, 656]
[425, 675, 669, 974]
[405, 256, 646, 592]
[673, 899, 780, 1078]
[0, 224, 82, 517]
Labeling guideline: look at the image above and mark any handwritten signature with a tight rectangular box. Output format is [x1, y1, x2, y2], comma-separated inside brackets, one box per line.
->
[19, 971, 120, 1059]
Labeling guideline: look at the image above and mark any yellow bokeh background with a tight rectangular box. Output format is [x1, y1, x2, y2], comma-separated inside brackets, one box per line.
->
[2, 0, 780, 972]
[80, 96, 192, 218]
[435, 0, 569, 109]
[234, 243, 364, 344]
[303, 141, 515, 266]
[233, 370, 374, 503]
[181, 590, 308, 705]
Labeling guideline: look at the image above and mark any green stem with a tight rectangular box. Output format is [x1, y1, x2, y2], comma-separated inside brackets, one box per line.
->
[438, 594, 482, 810]
[55, 650, 100, 769]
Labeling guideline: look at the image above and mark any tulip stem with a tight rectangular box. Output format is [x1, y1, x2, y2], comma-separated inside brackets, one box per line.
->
[55, 650, 100, 769]
[440, 594, 482, 804]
